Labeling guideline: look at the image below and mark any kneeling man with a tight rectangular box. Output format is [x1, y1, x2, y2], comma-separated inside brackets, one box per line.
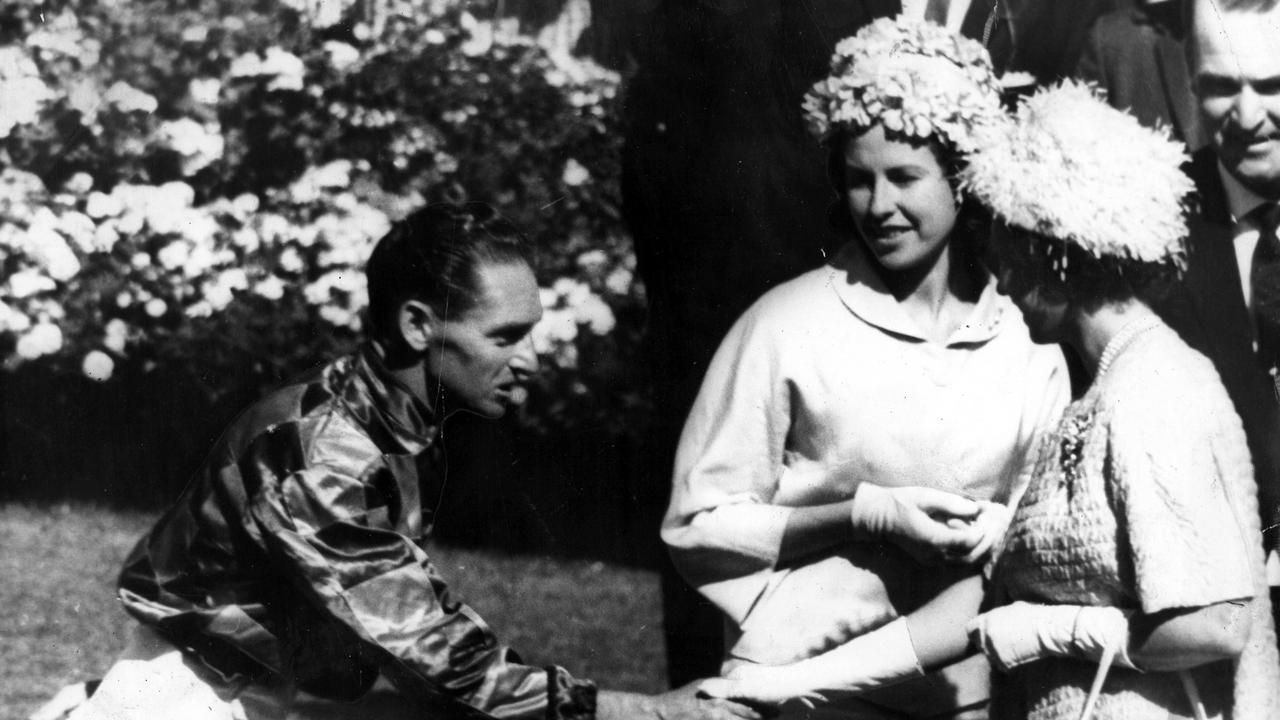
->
[67, 203, 756, 720]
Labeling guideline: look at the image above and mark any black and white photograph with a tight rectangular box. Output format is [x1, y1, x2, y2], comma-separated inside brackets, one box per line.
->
[2, 1, 1279, 719]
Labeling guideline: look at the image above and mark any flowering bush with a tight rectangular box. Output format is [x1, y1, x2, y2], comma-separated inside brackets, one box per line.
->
[0, 0, 644, 437]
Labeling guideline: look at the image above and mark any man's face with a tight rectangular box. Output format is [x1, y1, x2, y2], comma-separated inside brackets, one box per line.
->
[1192, 4, 1280, 197]
[427, 261, 542, 418]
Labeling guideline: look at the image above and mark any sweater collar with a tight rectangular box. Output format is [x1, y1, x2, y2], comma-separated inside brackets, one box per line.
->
[827, 240, 1006, 345]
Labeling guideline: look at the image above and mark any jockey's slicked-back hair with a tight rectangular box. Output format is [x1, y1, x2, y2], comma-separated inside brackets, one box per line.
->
[364, 202, 532, 342]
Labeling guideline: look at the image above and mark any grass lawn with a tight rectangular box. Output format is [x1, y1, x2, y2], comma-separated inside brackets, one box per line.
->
[0, 504, 667, 720]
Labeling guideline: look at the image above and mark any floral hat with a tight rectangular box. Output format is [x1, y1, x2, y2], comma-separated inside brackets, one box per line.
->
[802, 15, 1005, 153]
[962, 80, 1193, 268]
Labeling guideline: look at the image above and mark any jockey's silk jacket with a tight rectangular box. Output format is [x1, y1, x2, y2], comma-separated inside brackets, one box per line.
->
[117, 343, 596, 719]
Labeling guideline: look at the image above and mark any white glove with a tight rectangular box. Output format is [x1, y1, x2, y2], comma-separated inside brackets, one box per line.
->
[958, 500, 1012, 564]
[967, 602, 1139, 673]
[699, 618, 924, 706]
[850, 484, 984, 563]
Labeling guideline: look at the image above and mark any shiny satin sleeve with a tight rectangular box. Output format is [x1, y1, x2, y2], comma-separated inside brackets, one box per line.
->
[249, 461, 597, 719]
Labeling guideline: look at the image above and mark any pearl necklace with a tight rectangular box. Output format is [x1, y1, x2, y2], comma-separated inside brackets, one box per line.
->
[1095, 315, 1162, 379]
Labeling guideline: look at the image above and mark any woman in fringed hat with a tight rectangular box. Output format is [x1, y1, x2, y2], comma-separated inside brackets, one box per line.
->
[663, 16, 1069, 720]
[701, 81, 1280, 720]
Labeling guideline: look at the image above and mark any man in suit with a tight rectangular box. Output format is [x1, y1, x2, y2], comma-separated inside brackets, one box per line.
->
[1160, 0, 1280, 626]
[1077, 0, 1210, 149]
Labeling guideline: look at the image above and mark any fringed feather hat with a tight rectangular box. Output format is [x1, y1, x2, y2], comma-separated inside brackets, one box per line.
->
[962, 80, 1193, 272]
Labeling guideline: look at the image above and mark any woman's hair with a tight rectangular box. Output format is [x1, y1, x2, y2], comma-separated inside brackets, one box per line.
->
[996, 225, 1178, 312]
[363, 202, 532, 341]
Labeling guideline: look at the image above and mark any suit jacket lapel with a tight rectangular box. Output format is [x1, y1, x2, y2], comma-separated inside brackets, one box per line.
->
[1185, 150, 1254, 362]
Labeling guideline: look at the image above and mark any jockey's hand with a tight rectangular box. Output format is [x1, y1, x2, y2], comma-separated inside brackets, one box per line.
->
[598, 682, 766, 720]
[699, 664, 826, 709]
[850, 484, 983, 564]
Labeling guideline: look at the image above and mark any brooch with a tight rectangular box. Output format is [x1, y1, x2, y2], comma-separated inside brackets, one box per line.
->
[1057, 409, 1095, 487]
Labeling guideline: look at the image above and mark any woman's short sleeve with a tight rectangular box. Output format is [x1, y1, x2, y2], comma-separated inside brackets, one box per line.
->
[1107, 368, 1257, 614]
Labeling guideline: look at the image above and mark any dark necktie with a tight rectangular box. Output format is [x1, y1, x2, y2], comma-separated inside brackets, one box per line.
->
[1250, 203, 1280, 372]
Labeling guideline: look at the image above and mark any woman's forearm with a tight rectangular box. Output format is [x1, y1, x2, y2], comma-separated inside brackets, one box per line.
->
[1129, 600, 1252, 671]
[778, 500, 856, 566]
[905, 573, 984, 668]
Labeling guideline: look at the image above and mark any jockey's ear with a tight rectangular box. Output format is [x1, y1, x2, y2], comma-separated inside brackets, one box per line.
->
[396, 299, 438, 353]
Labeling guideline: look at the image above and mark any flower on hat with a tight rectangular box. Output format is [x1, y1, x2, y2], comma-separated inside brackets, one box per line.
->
[962, 80, 1192, 267]
[803, 15, 1005, 153]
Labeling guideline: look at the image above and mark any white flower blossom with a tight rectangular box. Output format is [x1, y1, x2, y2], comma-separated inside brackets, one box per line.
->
[261, 47, 306, 92]
[157, 240, 191, 270]
[304, 270, 363, 305]
[279, 246, 305, 273]
[93, 224, 120, 253]
[228, 52, 264, 78]
[63, 173, 94, 196]
[604, 267, 633, 296]
[576, 249, 608, 276]
[183, 242, 219, 279]
[289, 160, 353, 203]
[82, 350, 114, 381]
[562, 158, 590, 187]
[0, 76, 55, 138]
[86, 191, 123, 218]
[572, 292, 616, 335]
[539, 287, 559, 309]
[188, 77, 221, 106]
[156, 119, 224, 176]
[233, 193, 261, 217]
[26, 9, 88, 59]
[185, 300, 214, 318]
[460, 12, 494, 57]
[104, 81, 159, 114]
[0, 46, 38, 80]
[324, 41, 360, 72]
[104, 318, 129, 354]
[145, 298, 168, 317]
[182, 25, 209, 43]
[532, 308, 578, 353]
[130, 252, 151, 269]
[203, 282, 234, 311]
[318, 304, 355, 327]
[67, 78, 104, 125]
[254, 275, 286, 301]
[425, 29, 447, 45]
[25, 217, 81, 281]
[0, 300, 31, 333]
[16, 321, 63, 359]
[554, 278, 592, 308]
[56, 210, 97, 253]
[232, 227, 260, 252]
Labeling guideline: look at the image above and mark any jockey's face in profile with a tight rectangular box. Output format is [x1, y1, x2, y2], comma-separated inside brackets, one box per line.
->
[417, 259, 541, 419]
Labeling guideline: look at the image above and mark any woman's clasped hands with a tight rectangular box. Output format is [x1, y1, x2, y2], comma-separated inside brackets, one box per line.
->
[849, 483, 1011, 565]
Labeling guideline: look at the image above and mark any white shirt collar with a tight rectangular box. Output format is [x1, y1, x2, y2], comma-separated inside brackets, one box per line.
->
[828, 240, 1005, 345]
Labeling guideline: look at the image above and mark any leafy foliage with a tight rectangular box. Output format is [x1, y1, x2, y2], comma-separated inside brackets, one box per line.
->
[0, 0, 645, 436]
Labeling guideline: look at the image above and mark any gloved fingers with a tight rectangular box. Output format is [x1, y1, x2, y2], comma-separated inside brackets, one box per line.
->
[906, 487, 981, 520]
